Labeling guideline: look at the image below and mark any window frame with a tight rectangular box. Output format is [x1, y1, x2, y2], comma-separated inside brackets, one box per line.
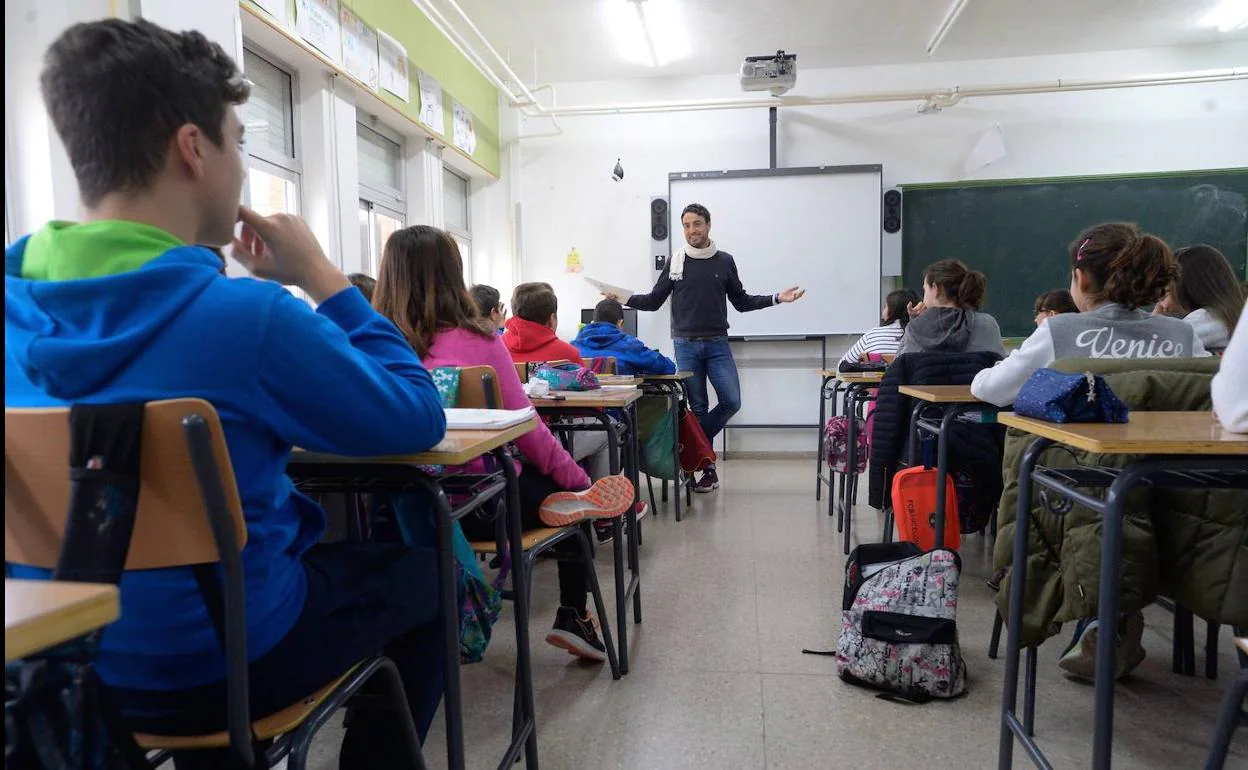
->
[356, 121, 405, 215]
[442, 166, 471, 241]
[358, 198, 406, 277]
[241, 44, 302, 211]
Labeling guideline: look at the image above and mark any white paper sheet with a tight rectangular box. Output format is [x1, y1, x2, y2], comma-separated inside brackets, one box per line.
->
[418, 72, 444, 132]
[253, 0, 290, 26]
[378, 30, 409, 101]
[452, 99, 477, 154]
[339, 6, 378, 89]
[585, 276, 635, 301]
[443, 407, 536, 430]
[295, 0, 340, 62]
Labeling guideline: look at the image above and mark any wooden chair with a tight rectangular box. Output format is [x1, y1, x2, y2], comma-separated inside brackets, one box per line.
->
[5, 400, 426, 770]
[583, 357, 619, 375]
[455, 368, 621, 680]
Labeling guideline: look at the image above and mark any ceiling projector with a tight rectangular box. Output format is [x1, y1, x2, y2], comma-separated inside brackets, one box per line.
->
[740, 50, 797, 96]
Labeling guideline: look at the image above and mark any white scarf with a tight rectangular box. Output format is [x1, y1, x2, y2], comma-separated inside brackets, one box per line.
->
[668, 240, 718, 282]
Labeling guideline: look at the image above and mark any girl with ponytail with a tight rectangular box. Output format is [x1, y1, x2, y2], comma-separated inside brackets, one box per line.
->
[897, 258, 1007, 356]
[972, 222, 1209, 408]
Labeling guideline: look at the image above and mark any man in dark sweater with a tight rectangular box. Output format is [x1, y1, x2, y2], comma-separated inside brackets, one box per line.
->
[614, 203, 803, 492]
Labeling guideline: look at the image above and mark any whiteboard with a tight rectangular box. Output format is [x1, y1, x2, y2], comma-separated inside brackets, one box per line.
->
[669, 167, 882, 337]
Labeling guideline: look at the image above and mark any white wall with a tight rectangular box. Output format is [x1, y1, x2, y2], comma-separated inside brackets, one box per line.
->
[514, 42, 1248, 454]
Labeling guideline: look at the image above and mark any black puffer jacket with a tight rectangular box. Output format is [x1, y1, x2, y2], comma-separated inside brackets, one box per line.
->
[867, 351, 1004, 511]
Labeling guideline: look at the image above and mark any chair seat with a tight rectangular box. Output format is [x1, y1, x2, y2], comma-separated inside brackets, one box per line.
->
[470, 527, 568, 554]
[134, 661, 364, 749]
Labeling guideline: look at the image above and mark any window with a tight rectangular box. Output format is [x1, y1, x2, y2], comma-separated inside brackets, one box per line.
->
[357, 123, 405, 275]
[241, 48, 300, 216]
[443, 167, 471, 278]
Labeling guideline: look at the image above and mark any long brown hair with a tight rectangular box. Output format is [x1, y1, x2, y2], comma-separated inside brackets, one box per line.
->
[1069, 222, 1175, 309]
[372, 225, 495, 357]
[923, 259, 987, 310]
[1172, 244, 1243, 335]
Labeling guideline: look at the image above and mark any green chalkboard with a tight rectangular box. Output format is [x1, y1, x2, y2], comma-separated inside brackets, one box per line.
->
[901, 169, 1248, 338]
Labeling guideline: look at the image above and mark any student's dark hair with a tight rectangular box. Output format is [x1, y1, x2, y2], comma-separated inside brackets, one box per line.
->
[348, 273, 376, 302]
[923, 259, 987, 310]
[40, 18, 249, 207]
[469, 284, 501, 317]
[1172, 244, 1243, 336]
[512, 283, 558, 324]
[373, 226, 494, 357]
[884, 288, 920, 328]
[1069, 222, 1176, 309]
[593, 298, 626, 325]
[681, 203, 711, 224]
[1033, 289, 1079, 316]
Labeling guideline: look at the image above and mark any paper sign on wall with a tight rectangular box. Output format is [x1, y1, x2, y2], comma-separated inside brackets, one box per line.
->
[378, 30, 409, 102]
[339, 6, 378, 89]
[253, 0, 290, 27]
[296, 0, 341, 62]
[565, 247, 583, 274]
[452, 99, 477, 154]
[418, 72, 444, 133]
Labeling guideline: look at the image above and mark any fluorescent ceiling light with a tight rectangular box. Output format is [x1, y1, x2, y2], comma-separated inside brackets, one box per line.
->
[605, 0, 690, 68]
[1201, 0, 1248, 31]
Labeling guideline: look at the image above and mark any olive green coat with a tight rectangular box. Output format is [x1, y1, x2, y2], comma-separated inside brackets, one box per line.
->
[994, 357, 1248, 648]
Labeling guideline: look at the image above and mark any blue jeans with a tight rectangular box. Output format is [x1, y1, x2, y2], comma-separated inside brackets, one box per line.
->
[673, 336, 742, 444]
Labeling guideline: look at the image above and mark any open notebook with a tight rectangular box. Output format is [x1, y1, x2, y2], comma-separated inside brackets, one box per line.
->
[443, 406, 536, 430]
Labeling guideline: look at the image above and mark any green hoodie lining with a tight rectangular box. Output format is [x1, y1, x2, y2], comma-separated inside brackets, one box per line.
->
[21, 220, 184, 281]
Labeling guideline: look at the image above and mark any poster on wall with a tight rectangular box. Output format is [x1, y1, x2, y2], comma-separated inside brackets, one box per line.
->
[452, 99, 477, 155]
[378, 30, 409, 102]
[339, 6, 378, 89]
[418, 72, 444, 133]
[295, 0, 341, 62]
[253, 0, 290, 27]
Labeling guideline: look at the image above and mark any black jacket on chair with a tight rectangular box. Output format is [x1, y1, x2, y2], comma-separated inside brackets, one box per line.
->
[867, 351, 1005, 511]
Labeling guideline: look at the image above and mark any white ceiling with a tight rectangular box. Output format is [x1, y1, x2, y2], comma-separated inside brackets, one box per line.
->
[437, 0, 1248, 83]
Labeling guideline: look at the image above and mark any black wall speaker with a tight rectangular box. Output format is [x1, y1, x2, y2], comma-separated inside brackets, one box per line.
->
[882, 188, 902, 234]
[650, 196, 669, 270]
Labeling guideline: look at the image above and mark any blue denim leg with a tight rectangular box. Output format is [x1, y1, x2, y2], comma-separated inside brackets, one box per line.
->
[673, 337, 710, 423]
[701, 338, 741, 441]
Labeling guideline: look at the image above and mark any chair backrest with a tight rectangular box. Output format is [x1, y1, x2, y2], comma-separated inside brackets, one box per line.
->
[584, 357, 618, 374]
[5, 399, 246, 570]
[456, 366, 503, 409]
[514, 362, 528, 383]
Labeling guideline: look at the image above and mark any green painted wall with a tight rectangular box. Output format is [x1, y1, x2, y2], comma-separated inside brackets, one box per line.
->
[243, 0, 500, 176]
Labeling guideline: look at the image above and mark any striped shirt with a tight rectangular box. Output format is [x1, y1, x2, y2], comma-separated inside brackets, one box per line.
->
[840, 320, 904, 364]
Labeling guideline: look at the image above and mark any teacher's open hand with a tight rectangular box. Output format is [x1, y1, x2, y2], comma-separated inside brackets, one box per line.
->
[778, 286, 805, 304]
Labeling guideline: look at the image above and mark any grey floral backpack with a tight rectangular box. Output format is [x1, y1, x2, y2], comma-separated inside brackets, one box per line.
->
[808, 542, 967, 702]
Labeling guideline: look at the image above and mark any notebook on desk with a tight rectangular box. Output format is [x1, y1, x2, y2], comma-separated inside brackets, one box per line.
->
[443, 406, 536, 430]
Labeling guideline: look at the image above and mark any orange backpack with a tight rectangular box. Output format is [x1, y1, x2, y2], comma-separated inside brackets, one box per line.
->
[890, 467, 961, 551]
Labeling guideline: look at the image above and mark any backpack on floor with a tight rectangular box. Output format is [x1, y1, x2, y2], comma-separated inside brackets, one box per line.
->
[890, 466, 962, 551]
[823, 415, 870, 474]
[678, 408, 716, 473]
[832, 542, 967, 702]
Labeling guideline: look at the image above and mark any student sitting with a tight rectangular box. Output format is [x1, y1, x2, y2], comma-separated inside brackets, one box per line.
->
[470, 283, 507, 333]
[1212, 300, 1248, 432]
[898, 259, 1006, 357]
[5, 19, 447, 768]
[972, 222, 1209, 407]
[573, 298, 676, 375]
[503, 283, 584, 364]
[1167, 245, 1243, 352]
[1032, 288, 1078, 327]
[348, 272, 376, 301]
[840, 288, 919, 366]
[373, 226, 626, 661]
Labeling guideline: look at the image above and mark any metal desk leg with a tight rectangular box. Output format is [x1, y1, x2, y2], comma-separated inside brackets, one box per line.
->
[494, 448, 539, 769]
[601, 416, 630, 676]
[829, 382, 846, 520]
[625, 403, 643, 625]
[841, 386, 860, 555]
[671, 387, 682, 522]
[817, 375, 833, 499]
[933, 408, 959, 550]
[999, 437, 1052, 770]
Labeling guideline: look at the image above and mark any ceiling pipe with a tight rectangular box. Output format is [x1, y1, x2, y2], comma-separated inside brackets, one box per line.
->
[927, 0, 971, 57]
[416, 0, 546, 109]
[409, 0, 537, 107]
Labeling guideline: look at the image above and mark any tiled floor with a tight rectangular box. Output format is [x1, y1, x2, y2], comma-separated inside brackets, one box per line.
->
[304, 459, 1245, 769]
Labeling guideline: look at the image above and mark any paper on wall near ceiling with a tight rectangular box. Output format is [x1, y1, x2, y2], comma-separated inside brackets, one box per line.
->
[452, 99, 477, 154]
[418, 72, 444, 132]
[378, 30, 410, 102]
[295, 0, 341, 63]
[339, 6, 378, 90]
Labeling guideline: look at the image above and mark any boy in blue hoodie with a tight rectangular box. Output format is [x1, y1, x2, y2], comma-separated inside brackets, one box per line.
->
[573, 299, 676, 375]
[6, 19, 446, 768]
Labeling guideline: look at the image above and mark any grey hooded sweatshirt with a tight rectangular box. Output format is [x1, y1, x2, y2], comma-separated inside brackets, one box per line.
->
[897, 307, 1007, 358]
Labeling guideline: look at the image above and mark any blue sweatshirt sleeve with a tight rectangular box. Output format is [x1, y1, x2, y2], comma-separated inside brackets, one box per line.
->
[631, 340, 677, 375]
[256, 287, 446, 456]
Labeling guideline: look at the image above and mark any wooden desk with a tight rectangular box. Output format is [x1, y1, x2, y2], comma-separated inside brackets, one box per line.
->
[996, 409, 1248, 770]
[292, 420, 538, 466]
[6, 579, 120, 663]
[638, 371, 692, 381]
[900, 384, 980, 403]
[531, 389, 644, 410]
[997, 411, 1248, 455]
[834, 371, 884, 384]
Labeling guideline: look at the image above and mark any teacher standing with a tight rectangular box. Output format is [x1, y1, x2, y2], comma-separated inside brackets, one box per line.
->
[611, 203, 804, 493]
